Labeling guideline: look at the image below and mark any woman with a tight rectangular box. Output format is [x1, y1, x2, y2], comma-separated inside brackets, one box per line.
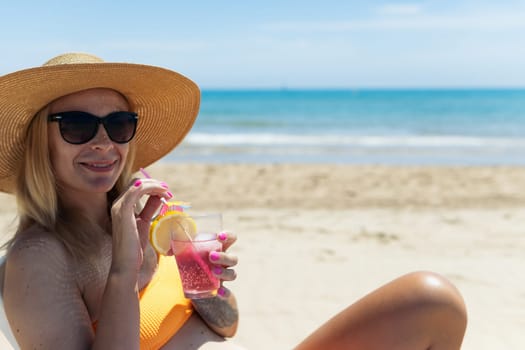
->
[0, 53, 467, 349]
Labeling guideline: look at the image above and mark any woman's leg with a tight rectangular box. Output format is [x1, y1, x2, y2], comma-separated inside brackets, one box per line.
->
[294, 271, 467, 350]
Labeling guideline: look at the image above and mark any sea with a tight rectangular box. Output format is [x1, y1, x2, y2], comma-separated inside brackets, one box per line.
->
[165, 89, 525, 165]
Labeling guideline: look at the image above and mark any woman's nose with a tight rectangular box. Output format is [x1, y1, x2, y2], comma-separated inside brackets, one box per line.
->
[89, 125, 113, 150]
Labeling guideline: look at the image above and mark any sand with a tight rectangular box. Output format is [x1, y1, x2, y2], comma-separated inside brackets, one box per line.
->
[1, 163, 524, 349]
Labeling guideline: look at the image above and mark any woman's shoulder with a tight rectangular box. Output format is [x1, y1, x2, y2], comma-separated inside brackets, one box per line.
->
[6, 224, 73, 271]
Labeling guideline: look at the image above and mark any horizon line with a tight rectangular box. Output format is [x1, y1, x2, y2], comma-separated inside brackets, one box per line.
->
[199, 86, 525, 91]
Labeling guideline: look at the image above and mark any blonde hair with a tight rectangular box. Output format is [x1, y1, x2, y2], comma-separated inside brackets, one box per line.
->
[9, 105, 136, 262]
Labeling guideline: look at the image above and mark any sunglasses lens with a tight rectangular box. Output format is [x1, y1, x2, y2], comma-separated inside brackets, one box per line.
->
[104, 112, 138, 143]
[59, 113, 98, 144]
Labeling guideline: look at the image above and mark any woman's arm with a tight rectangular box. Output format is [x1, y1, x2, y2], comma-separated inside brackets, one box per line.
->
[91, 266, 140, 350]
[192, 289, 239, 337]
[94, 178, 174, 349]
[4, 234, 98, 350]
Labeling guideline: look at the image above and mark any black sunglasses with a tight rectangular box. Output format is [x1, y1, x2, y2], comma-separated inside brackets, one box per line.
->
[48, 111, 138, 144]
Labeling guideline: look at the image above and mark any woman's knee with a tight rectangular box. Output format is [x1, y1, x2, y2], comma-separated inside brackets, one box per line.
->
[400, 271, 467, 326]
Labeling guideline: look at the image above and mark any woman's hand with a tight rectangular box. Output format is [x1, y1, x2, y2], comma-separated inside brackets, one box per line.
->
[209, 231, 238, 297]
[109, 178, 172, 274]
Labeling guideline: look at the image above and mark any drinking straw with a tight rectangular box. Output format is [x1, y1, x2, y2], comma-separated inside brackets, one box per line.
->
[139, 168, 170, 207]
[138, 169, 217, 285]
[139, 168, 195, 243]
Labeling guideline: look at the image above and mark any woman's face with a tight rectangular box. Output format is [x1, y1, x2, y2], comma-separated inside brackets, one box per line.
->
[48, 88, 131, 196]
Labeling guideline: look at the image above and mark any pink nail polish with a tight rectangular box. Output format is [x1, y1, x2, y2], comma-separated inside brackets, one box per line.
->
[134, 180, 142, 187]
[210, 251, 220, 261]
[218, 232, 227, 241]
[217, 287, 226, 297]
[166, 191, 173, 198]
[213, 266, 223, 275]
[160, 182, 168, 189]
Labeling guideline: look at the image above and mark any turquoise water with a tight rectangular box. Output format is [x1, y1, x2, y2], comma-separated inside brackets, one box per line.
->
[166, 89, 525, 165]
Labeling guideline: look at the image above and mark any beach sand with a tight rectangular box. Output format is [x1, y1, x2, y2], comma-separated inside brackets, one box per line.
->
[1, 163, 524, 349]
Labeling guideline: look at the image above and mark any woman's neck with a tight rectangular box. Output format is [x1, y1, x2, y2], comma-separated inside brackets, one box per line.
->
[59, 191, 110, 227]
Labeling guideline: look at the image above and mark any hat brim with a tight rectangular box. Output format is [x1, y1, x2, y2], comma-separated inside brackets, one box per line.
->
[0, 63, 200, 193]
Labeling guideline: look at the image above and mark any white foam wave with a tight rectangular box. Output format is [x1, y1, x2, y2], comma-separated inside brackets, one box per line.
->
[185, 133, 525, 148]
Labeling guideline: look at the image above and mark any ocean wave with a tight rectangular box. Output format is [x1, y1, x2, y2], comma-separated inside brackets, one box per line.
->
[185, 133, 525, 148]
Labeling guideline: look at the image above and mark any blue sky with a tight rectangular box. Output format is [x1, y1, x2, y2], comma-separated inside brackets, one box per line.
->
[2, 0, 525, 88]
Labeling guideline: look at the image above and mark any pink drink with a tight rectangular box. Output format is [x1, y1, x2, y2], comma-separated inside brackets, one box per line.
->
[172, 235, 222, 299]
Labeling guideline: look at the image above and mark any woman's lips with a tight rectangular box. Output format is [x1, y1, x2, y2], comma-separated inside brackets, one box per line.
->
[80, 160, 118, 172]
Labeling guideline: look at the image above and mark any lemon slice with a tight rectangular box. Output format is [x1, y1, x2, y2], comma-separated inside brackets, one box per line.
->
[149, 210, 197, 255]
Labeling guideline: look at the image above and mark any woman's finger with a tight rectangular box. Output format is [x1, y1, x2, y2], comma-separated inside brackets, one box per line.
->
[212, 266, 237, 282]
[216, 231, 237, 251]
[217, 285, 231, 299]
[209, 251, 238, 267]
[131, 179, 173, 219]
[139, 195, 163, 222]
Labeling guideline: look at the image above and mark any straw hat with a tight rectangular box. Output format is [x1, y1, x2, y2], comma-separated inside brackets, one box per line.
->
[0, 52, 200, 193]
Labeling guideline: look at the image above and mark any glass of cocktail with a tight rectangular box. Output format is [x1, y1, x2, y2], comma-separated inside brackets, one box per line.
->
[170, 213, 223, 299]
